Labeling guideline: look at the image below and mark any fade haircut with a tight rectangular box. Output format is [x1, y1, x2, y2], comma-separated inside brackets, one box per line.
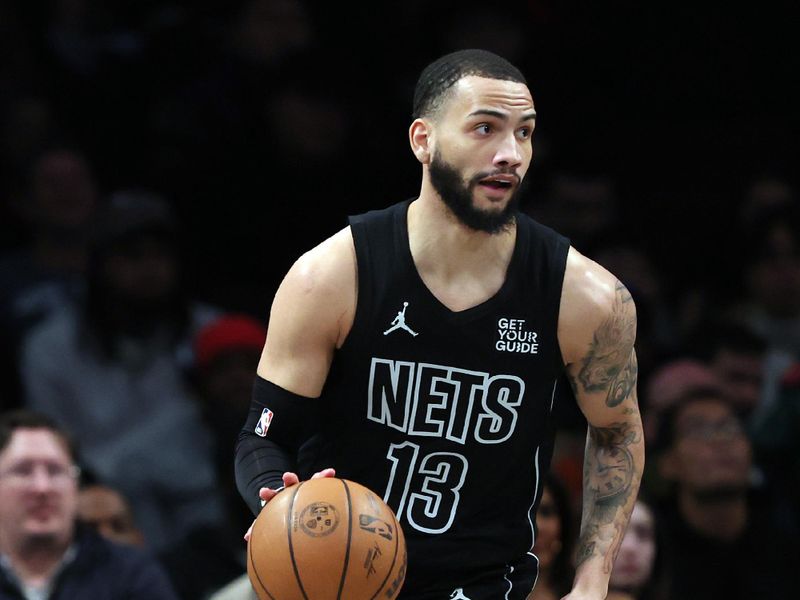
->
[412, 49, 527, 119]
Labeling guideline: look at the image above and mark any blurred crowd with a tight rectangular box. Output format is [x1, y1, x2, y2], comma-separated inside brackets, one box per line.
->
[0, 1, 798, 599]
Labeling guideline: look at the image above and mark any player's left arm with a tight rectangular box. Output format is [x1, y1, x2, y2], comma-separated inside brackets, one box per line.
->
[558, 247, 645, 600]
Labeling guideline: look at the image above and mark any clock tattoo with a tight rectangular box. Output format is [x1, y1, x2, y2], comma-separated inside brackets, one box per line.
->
[587, 423, 637, 506]
[594, 446, 633, 502]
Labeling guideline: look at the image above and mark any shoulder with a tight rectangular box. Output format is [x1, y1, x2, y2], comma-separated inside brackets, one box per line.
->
[73, 529, 178, 596]
[19, 306, 80, 363]
[558, 246, 637, 365]
[267, 226, 357, 348]
[73, 527, 156, 572]
[281, 226, 356, 299]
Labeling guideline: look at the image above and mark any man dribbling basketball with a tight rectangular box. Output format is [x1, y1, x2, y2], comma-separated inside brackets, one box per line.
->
[235, 49, 644, 599]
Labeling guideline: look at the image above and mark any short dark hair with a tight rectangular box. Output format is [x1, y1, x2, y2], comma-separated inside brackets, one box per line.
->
[0, 409, 79, 462]
[412, 49, 527, 119]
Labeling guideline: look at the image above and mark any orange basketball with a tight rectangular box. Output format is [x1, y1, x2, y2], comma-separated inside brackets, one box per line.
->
[247, 477, 407, 600]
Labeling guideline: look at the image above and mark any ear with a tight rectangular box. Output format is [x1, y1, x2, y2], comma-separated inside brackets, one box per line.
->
[409, 118, 431, 164]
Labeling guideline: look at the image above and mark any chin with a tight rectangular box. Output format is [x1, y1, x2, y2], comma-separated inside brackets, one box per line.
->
[25, 518, 69, 539]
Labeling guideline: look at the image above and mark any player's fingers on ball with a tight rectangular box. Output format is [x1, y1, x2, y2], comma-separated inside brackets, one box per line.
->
[311, 467, 336, 479]
[282, 472, 300, 486]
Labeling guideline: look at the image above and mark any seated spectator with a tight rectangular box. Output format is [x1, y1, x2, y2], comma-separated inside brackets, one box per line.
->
[639, 358, 726, 498]
[18, 189, 225, 552]
[608, 495, 670, 600]
[77, 481, 145, 548]
[726, 204, 800, 426]
[0, 143, 99, 409]
[748, 361, 800, 539]
[528, 473, 575, 600]
[0, 409, 179, 599]
[687, 317, 768, 424]
[643, 358, 726, 440]
[0, 144, 98, 340]
[651, 389, 797, 599]
[191, 311, 267, 535]
[158, 313, 267, 600]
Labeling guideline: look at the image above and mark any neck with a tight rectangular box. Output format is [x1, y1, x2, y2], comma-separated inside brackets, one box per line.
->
[408, 195, 516, 273]
[406, 197, 516, 312]
[2, 536, 71, 588]
[679, 487, 748, 541]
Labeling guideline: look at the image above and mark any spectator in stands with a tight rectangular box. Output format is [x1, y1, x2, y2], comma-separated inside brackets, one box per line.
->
[0, 409, 179, 599]
[651, 389, 796, 599]
[528, 473, 575, 600]
[19, 189, 224, 552]
[158, 313, 267, 600]
[608, 495, 671, 600]
[0, 144, 99, 410]
[77, 481, 145, 548]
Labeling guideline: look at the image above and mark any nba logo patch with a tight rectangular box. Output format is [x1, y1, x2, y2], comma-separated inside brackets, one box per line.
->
[254, 408, 274, 437]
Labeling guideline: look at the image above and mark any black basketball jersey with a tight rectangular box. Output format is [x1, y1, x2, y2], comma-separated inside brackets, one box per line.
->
[314, 199, 571, 599]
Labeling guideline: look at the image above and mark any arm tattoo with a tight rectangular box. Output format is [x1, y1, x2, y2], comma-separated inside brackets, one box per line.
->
[577, 281, 637, 407]
[575, 422, 641, 573]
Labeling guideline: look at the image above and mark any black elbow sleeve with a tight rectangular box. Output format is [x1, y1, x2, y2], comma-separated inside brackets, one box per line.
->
[234, 375, 318, 516]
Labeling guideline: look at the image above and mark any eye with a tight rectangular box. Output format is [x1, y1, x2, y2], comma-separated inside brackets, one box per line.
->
[517, 127, 532, 139]
[475, 123, 492, 135]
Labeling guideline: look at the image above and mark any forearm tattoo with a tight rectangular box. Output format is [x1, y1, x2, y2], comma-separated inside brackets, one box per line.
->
[575, 422, 641, 572]
[576, 282, 637, 407]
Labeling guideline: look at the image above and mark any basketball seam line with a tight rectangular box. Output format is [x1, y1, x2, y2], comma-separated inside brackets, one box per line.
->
[369, 498, 401, 600]
[336, 479, 353, 600]
[248, 527, 277, 600]
[288, 482, 311, 600]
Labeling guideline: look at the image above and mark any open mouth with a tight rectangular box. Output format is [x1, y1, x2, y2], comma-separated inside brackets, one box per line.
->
[478, 175, 516, 190]
[482, 181, 511, 189]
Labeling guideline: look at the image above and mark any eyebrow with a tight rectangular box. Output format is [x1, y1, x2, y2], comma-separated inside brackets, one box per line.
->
[468, 109, 537, 122]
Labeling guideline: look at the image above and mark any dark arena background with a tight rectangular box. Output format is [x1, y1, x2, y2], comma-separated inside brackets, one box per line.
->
[1, 0, 796, 313]
[0, 1, 798, 599]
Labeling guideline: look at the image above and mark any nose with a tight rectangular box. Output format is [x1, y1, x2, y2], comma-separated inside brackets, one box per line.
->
[29, 466, 56, 491]
[493, 131, 524, 170]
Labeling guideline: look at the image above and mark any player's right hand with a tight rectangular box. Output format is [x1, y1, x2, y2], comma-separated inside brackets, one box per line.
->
[244, 468, 336, 542]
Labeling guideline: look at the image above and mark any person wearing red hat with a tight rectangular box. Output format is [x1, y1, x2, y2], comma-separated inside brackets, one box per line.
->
[194, 314, 267, 371]
[160, 313, 267, 600]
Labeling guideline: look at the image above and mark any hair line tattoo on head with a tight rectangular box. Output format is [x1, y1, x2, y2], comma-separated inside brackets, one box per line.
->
[412, 49, 528, 120]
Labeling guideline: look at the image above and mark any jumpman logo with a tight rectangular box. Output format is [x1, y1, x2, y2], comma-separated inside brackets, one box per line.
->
[383, 301, 419, 337]
[449, 589, 471, 600]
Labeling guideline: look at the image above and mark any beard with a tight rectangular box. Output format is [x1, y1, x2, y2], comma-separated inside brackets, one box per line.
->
[428, 150, 525, 234]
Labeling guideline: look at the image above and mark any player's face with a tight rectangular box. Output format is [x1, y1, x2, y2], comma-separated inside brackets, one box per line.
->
[430, 76, 535, 233]
[0, 429, 79, 549]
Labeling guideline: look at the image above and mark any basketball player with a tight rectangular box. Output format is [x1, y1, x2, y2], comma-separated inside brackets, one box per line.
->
[235, 49, 644, 599]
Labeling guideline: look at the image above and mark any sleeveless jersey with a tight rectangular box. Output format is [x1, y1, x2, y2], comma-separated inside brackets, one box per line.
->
[314, 199, 571, 599]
